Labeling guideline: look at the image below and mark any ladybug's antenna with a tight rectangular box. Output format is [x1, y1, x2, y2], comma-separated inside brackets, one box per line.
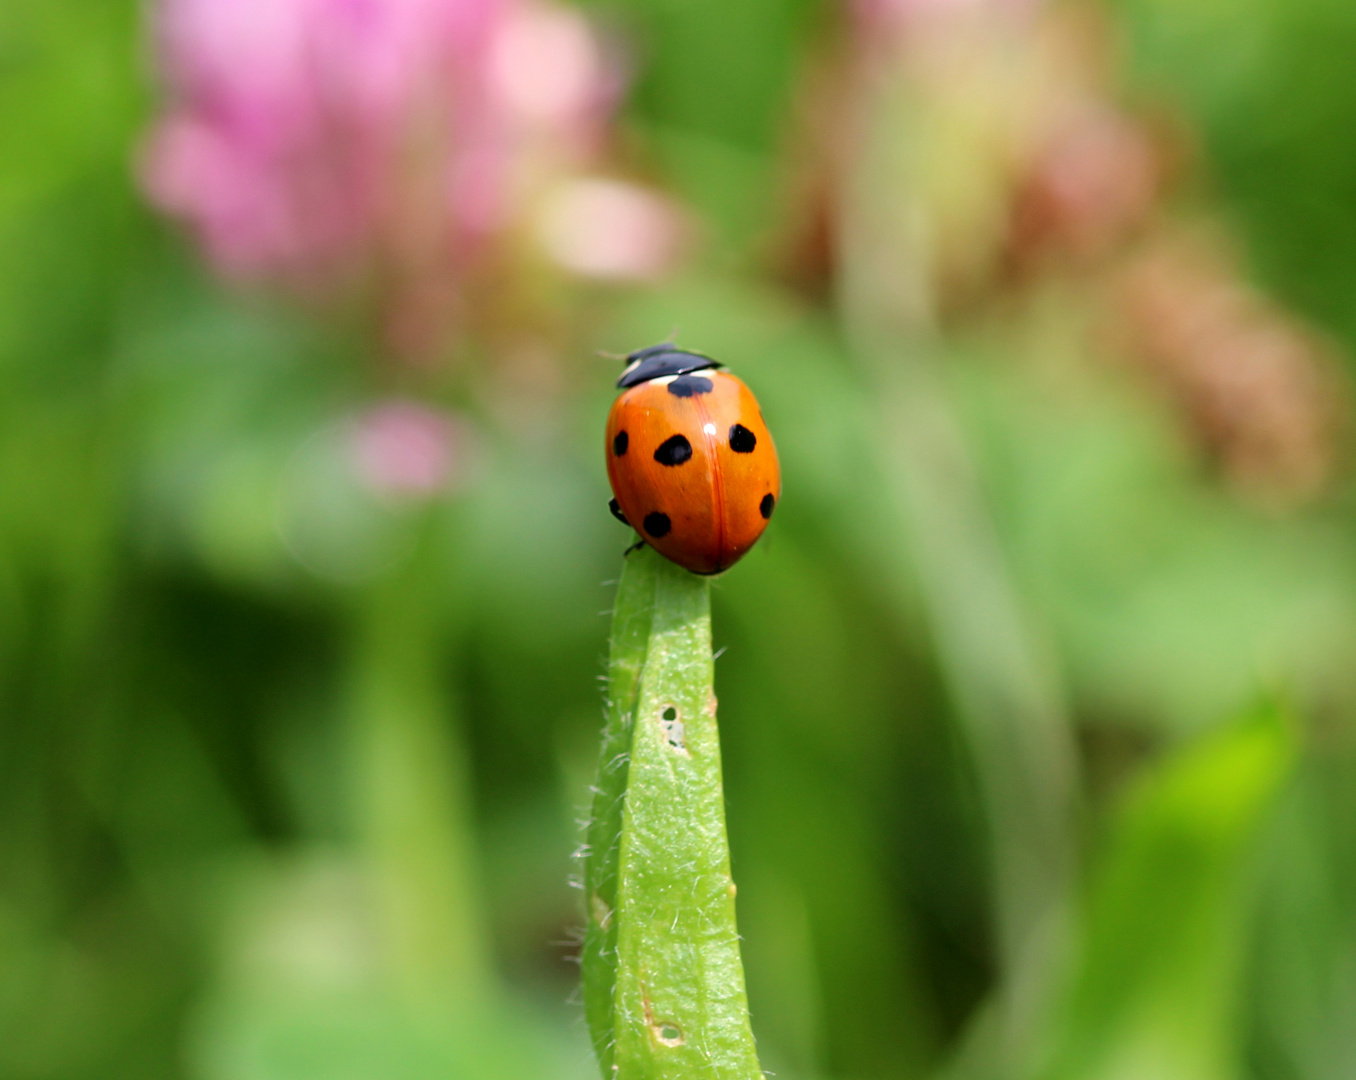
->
[596, 348, 628, 362]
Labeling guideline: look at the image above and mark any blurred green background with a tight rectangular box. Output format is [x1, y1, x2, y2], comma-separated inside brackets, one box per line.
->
[4, 1, 1356, 1078]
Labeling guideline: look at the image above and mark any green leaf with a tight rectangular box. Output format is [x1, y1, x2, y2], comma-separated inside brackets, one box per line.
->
[583, 545, 659, 1066]
[583, 545, 761, 1079]
[1036, 704, 1295, 1080]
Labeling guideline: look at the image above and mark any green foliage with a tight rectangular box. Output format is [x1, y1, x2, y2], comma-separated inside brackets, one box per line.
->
[1034, 705, 1293, 1080]
[610, 0, 825, 250]
[583, 545, 658, 1063]
[585, 546, 759, 1079]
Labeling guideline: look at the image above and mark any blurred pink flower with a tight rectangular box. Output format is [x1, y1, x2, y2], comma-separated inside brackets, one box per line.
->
[538, 179, 685, 280]
[142, 0, 616, 304]
[352, 400, 471, 496]
[490, 5, 608, 129]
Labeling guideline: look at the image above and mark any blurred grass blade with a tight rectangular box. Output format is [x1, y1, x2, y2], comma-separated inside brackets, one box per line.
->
[583, 545, 761, 1079]
[347, 561, 490, 1003]
[870, 351, 1077, 986]
[1037, 704, 1295, 1080]
[838, 64, 1080, 1062]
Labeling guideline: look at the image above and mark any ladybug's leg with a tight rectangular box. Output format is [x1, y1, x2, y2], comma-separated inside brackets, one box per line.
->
[608, 497, 630, 526]
[624, 539, 647, 557]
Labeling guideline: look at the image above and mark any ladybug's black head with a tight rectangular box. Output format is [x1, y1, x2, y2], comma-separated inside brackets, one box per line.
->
[616, 342, 722, 389]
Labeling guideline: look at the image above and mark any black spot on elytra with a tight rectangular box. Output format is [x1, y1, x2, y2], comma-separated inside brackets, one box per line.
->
[654, 434, 693, 466]
[613, 430, 628, 456]
[729, 424, 757, 453]
[608, 497, 628, 525]
[760, 494, 775, 519]
[643, 512, 671, 537]
[667, 375, 713, 398]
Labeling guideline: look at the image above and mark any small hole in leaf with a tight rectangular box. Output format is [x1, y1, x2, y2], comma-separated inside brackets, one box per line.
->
[660, 706, 686, 752]
[653, 1022, 684, 1047]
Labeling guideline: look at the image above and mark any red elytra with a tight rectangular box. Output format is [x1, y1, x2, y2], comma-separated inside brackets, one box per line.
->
[605, 344, 780, 575]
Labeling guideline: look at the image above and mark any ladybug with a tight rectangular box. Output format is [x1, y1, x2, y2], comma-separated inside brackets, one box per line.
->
[605, 343, 780, 575]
